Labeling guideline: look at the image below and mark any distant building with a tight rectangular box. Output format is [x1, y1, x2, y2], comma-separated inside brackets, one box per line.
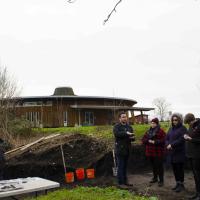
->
[134, 114, 149, 124]
[13, 87, 154, 127]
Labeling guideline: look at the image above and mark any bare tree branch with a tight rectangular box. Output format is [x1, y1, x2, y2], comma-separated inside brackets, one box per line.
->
[66, 0, 123, 25]
[103, 0, 123, 25]
[67, 0, 77, 3]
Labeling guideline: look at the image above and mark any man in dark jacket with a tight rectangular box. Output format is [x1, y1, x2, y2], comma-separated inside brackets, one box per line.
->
[113, 112, 135, 188]
[0, 138, 6, 180]
[184, 113, 200, 200]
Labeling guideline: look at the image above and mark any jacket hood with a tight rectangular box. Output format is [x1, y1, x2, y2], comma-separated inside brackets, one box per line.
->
[171, 113, 183, 126]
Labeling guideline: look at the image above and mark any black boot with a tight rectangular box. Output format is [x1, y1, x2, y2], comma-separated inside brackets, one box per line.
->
[158, 181, 164, 187]
[192, 195, 200, 200]
[188, 193, 198, 200]
[175, 183, 184, 193]
[192, 193, 200, 200]
[149, 178, 157, 183]
[172, 183, 178, 191]
[158, 176, 164, 187]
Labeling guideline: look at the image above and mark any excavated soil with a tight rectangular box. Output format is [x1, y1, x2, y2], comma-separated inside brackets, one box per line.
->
[5, 134, 113, 181]
[3, 134, 197, 200]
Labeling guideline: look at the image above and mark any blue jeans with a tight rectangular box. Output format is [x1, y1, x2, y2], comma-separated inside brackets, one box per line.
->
[116, 154, 129, 185]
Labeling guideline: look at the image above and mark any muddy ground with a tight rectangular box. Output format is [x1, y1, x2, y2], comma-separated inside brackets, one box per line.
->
[129, 170, 195, 200]
[3, 134, 197, 200]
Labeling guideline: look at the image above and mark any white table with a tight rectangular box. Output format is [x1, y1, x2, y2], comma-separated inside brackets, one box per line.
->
[0, 177, 60, 199]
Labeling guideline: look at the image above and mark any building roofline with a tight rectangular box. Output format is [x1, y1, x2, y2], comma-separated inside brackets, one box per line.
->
[12, 95, 137, 104]
[134, 114, 149, 117]
[70, 105, 154, 111]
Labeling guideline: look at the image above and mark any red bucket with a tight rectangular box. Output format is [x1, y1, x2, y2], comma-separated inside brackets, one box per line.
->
[75, 168, 85, 180]
[86, 169, 95, 179]
[65, 172, 74, 183]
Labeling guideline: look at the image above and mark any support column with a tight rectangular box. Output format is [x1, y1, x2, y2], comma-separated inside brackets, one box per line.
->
[40, 105, 43, 128]
[78, 109, 81, 126]
[140, 110, 144, 124]
[132, 110, 135, 125]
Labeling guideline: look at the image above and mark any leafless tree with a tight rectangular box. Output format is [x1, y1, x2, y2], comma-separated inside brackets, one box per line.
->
[152, 97, 171, 121]
[0, 66, 20, 141]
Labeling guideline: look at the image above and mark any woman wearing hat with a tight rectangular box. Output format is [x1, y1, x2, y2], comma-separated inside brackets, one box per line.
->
[166, 113, 187, 193]
[142, 118, 166, 186]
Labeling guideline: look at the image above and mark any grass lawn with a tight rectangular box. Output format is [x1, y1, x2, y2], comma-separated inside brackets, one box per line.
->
[25, 186, 156, 200]
[32, 122, 170, 142]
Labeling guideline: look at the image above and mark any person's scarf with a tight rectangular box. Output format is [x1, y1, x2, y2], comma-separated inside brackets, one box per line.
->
[147, 125, 160, 139]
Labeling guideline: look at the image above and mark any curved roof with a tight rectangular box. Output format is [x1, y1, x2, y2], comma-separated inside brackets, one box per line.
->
[14, 95, 137, 104]
[13, 87, 137, 104]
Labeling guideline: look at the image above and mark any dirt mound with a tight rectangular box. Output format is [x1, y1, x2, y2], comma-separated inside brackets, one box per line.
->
[4, 134, 112, 181]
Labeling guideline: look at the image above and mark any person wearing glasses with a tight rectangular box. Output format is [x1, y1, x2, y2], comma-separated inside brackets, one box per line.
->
[184, 113, 200, 200]
[166, 113, 187, 193]
[142, 118, 166, 187]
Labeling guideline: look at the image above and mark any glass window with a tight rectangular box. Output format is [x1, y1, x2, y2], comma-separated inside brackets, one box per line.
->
[26, 112, 40, 125]
[84, 112, 94, 126]
[63, 111, 68, 127]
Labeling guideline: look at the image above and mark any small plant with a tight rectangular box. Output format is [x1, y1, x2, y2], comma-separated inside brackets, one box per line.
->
[8, 116, 32, 137]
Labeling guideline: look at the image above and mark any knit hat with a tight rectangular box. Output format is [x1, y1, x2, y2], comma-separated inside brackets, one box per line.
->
[151, 118, 159, 124]
[184, 113, 195, 124]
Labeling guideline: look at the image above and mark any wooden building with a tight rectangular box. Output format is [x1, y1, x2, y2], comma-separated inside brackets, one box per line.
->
[13, 87, 154, 127]
[134, 114, 149, 124]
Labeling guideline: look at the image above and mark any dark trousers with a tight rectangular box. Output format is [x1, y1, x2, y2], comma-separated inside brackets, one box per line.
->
[0, 162, 4, 180]
[190, 158, 200, 194]
[149, 157, 164, 182]
[116, 154, 129, 185]
[172, 162, 184, 183]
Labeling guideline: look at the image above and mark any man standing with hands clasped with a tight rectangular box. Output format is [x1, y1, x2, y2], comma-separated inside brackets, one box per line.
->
[113, 112, 135, 189]
[184, 113, 200, 200]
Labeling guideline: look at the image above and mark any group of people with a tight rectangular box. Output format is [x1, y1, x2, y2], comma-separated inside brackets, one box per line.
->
[113, 112, 200, 200]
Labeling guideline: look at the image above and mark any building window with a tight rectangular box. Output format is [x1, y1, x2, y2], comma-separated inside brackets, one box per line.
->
[63, 111, 68, 127]
[84, 112, 94, 126]
[23, 101, 42, 106]
[26, 112, 40, 126]
[45, 101, 52, 106]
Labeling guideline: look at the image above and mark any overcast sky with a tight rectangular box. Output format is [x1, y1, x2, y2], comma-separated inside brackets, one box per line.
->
[0, 0, 200, 117]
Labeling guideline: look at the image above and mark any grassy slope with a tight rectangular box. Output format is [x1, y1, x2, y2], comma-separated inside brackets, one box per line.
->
[32, 122, 170, 142]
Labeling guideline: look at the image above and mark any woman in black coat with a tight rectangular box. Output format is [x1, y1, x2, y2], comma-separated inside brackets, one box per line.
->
[166, 113, 187, 192]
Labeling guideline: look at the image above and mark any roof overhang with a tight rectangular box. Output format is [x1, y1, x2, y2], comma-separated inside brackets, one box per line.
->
[70, 105, 154, 111]
[11, 96, 137, 105]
